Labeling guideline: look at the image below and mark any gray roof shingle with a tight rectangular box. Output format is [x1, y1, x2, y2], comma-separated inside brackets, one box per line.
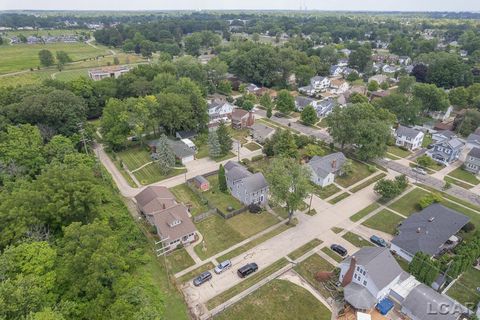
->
[308, 152, 346, 179]
[392, 203, 470, 257]
[396, 125, 422, 139]
[468, 147, 480, 159]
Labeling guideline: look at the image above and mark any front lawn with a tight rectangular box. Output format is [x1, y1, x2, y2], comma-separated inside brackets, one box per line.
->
[444, 176, 474, 190]
[229, 127, 251, 144]
[361, 209, 404, 235]
[294, 253, 337, 300]
[193, 212, 278, 260]
[342, 232, 372, 248]
[204, 175, 243, 212]
[349, 173, 387, 193]
[214, 279, 331, 320]
[335, 161, 374, 188]
[269, 203, 289, 219]
[244, 142, 262, 151]
[288, 239, 323, 261]
[328, 192, 350, 204]
[448, 166, 479, 185]
[320, 247, 343, 263]
[133, 164, 186, 185]
[387, 146, 411, 158]
[350, 203, 381, 222]
[446, 267, 480, 309]
[170, 184, 209, 216]
[166, 248, 195, 274]
[311, 183, 341, 199]
[388, 188, 430, 216]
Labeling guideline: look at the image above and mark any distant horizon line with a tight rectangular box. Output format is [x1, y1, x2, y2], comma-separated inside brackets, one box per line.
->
[1, 9, 480, 13]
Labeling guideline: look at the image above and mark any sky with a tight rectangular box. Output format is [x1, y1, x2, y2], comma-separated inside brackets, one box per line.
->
[2, 0, 480, 12]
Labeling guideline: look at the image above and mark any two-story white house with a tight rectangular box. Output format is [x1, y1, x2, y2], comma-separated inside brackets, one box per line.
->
[339, 247, 405, 310]
[310, 76, 331, 91]
[224, 161, 269, 206]
[207, 99, 235, 123]
[464, 147, 480, 175]
[307, 152, 346, 187]
[394, 125, 425, 151]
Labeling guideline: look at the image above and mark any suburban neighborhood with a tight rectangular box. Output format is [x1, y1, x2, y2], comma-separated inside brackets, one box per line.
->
[1, 6, 480, 320]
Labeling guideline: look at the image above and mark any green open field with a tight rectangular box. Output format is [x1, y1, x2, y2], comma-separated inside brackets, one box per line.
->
[133, 164, 186, 186]
[194, 212, 278, 260]
[444, 176, 474, 190]
[362, 209, 404, 235]
[0, 42, 111, 74]
[4, 29, 90, 37]
[349, 173, 387, 193]
[116, 147, 152, 171]
[214, 279, 331, 320]
[170, 183, 209, 216]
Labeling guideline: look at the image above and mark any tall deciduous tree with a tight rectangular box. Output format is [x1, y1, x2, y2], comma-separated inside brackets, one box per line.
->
[300, 105, 318, 126]
[38, 49, 54, 67]
[276, 90, 295, 114]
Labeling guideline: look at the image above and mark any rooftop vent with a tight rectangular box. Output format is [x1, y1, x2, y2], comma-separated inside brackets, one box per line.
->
[428, 217, 435, 222]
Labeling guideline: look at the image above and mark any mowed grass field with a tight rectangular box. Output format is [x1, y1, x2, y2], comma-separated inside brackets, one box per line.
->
[0, 42, 110, 74]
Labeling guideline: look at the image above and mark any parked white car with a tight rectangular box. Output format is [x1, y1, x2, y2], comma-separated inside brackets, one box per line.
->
[214, 260, 232, 274]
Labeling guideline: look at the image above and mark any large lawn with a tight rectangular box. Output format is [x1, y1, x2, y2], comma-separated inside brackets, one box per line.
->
[294, 253, 338, 300]
[388, 188, 430, 216]
[349, 173, 387, 193]
[194, 212, 278, 260]
[116, 147, 152, 171]
[447, 167, 480, 185]
[214, 279, 331, 320]
[170, 184, 209, 216]
[335, 161, 373, 188]
[133, 164, 186, 185]
[165, 248, 195, 274]
[387, 146, 411, 158]
[0, 42, 110, 74]
[350, 203, 381, 222]
[446, 267, 480, 309]
[362, 209, 404, 235]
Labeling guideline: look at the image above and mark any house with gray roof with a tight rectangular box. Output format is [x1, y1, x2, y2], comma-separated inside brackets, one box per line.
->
[464, 147, 480, 175]
[207, 99, 235, 123]
[249, 123, 275, 144]
[307, 152, 346, 187]
[427, 137, 464, 166]
[395, 125, 425, 151]
[391, 203, 470, 262]
[466, 132, 480, 149]
[339, 247, 405, 310]
[224, 161, 268, 206]
[149, 138, 195, 165]
[315, 98, 337, 117]
[295, 96, 318, 111]
[401, 284, 465, 320]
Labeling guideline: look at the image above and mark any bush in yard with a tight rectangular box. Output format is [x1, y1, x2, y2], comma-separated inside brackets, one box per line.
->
[417, 155, 436, 168]
[367, 164, 378, 173]
[340, 159, 354, 177]
[418, 193, 442, 209]
[301, 105, 319, 126]
[304, 144, 325, 158]
[462, 222, 475, 233]
[218, 164, 227, 193]
[394, 174, 409, 190]
[241, 158, 250, 165]
[248, 204, 262, 213]
[374, 179, 401, 200]
[443, 180, 452, 190]
[251, 154, 264, 162]
[408, 252, 440, 286]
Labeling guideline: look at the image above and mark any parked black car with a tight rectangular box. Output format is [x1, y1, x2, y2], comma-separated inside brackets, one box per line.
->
[330, 244, 348, 257]
[237, 263, 258, 278]
[193, 271, 212, 286]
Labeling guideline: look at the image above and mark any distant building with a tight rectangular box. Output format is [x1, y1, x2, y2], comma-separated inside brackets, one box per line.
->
[464, 147, 480, 175]
[395, 125, 424, 151]
[88, 65, 130, 81]
[231, 108, 254, 129]
[249, 123, 275, 144]
[224, 161, 269, 206]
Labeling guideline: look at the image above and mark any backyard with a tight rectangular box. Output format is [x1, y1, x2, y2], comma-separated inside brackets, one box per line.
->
[193, 211, 279, 260]
[214, 279, 331, 320]
[446, 266, 480, 308]
[170, 183, 209, 216]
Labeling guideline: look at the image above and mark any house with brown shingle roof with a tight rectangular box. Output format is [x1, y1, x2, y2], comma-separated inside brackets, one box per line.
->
[135, 186, 197, 251]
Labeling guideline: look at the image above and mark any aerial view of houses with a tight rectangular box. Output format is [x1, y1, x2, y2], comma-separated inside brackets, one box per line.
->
[1, 4, 480, 320]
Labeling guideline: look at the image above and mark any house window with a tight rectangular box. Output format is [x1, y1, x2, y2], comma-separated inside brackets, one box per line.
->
[363, 280, 367, 286]
[363, 270, 366, 276]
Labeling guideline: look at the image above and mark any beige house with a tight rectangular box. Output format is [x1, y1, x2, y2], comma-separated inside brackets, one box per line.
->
[88, 65, 130, 81]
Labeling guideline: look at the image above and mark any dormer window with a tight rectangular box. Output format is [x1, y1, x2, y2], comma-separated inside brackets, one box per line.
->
[169, 219, 182, 227]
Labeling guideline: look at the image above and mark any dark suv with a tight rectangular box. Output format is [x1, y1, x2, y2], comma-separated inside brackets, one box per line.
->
[237, 263, 258, 278]
[193, 271, 212, 286]
[330, 244, 348, 257]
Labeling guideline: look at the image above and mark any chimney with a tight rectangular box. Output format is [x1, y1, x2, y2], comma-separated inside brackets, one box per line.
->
[417, 227, 421, 233]
[331, 159, 337, 170]
[162, 203, 166, 210]
[341, 256, 356, 287]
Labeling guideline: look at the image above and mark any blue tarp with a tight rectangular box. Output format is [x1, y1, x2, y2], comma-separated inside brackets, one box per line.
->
[376, 298, 394, 315]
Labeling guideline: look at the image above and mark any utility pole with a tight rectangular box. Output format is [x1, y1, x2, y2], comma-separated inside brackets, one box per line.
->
[308, 193, 314, 214]
[78, 122, 89, 155]
[237, 140, 240, 162]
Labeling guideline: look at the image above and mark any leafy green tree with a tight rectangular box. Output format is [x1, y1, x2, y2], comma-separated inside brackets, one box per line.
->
[346, 71, 360, 82]
[56, 51, 72, 64]
[101, 99, 133, 150]
[260, 93, 272, 109]
[38, 49, 54, 67]
[301, 105, 318, 126]
[348, 45, 372, 72]
[397, 76, 416, 94]
[266, 105, 272, 119]
[418, 193, 442, 209]
[217, 122, 233, 155]
[295, 65, 316, 87]
[266, 157, 311, 224]
[416, 155, 436, 168]
[272, 130, 298, 158]
[449, 87, 469, 108]
[252, 33, 260, 42]
[374, 179, 401, 200]
[457, 110, 480, 136]
[413, 83, 449, 113]
[341, 159, 354, 176]
[368, 80, 379, 92]
[217, 80, 232, 95]
[373, 93, 421, 125]
[242, 100, 254, 111]
[303, 144, 325, 158]
[408, 252, 440, 285]
[208, 130, 222, 158]
[205, 57, 228, 86]
[155, 135, 175, 174]
[140, 40, 156, 57]
[389, 36, 413, 56]
[349, 92, 369, 104]
[218, 164, 227, 192]
[276, 90, 295, 114]
[44, 135, 75, 162]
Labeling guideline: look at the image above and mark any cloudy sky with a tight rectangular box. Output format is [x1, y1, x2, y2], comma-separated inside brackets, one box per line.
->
[2, 0, 480, 11]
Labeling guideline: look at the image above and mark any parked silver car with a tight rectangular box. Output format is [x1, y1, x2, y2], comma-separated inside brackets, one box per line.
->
[214, 260, 232, 274]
